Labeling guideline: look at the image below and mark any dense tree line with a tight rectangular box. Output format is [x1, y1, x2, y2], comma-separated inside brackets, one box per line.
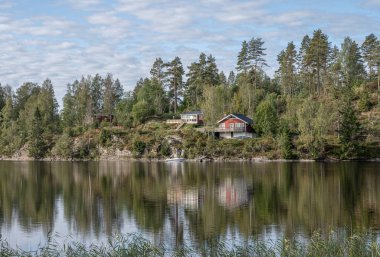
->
[0, 29, 379, 159]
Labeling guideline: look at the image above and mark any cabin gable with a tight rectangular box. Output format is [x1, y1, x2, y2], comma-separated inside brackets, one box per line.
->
[214, 113, 255, 139]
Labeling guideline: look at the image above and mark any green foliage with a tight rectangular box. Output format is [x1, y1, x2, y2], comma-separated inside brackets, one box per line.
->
[339, 102, 363, 159]
[306, 29, 330, 94]
[136, 78, 167, 115]
[201, 85, 231, 125]
[60, 74, 124, 129]
[255, 94, 278, 136]
[277, 126, 294, 159]
[72, 136, 98, 159]
[132, 140, 146, 155]
[150, 57, 165, 82]
[114, 92, 134, 127]
[184, 53, 220, 109]
[296, 97, 336, 158]
[28, 108, 47, 159]
[131, 100, 153, 124]
[358, 90, 372, 112]
[361, 34, 380, 80]
[99, 129, 112, 146]
[340, 37, 365, 87]
[102, 74, 124, 114]
[277, 42, 297, 95]
[51, 133, 73, 158]
[159, 140, 171, 157]
[0, 120, 23, 156]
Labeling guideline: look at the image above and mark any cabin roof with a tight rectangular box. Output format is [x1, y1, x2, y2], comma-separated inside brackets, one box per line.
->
[217, 113, 253, 124]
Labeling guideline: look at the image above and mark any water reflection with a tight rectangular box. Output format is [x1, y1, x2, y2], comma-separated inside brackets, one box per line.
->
[0, 161, 379, 249]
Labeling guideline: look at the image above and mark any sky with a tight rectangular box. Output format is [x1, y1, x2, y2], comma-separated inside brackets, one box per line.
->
[0, 0, 379, 104]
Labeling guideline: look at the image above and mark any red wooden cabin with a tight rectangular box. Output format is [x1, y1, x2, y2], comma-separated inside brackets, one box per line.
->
[214, 113, 254, 139]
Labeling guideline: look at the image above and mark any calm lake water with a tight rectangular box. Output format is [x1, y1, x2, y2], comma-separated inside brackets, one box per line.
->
[0, 160, 379, 250]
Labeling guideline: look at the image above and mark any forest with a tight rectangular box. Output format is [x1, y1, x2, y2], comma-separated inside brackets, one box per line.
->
[0, 29, 379, 160]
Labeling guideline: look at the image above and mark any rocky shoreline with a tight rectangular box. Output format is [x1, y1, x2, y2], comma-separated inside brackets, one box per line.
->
[1, 138, 379, 162]
[1, 153, 379, 162]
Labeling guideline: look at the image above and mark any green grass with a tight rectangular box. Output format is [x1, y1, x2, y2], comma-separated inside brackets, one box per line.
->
[1, 231, 380, 256]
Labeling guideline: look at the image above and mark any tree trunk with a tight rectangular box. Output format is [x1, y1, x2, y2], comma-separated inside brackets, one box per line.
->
[377, 65, 380, 108]
[248, 80, 251, 112]
[254, 65, 257, 90]
[174, 77, 177, 114]
[317, 66, 320, 95]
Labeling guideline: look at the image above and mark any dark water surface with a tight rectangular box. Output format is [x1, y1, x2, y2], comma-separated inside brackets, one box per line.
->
[0, 161, 379, 250]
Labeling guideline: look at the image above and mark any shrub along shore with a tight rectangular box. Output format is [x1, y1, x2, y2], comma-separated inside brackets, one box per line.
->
[1, 231, 380, 256]
[0, 121, 379, 161]
[0, 122, 379, 162]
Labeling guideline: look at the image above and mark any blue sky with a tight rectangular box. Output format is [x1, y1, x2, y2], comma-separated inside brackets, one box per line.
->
[0, 0, 379, 103]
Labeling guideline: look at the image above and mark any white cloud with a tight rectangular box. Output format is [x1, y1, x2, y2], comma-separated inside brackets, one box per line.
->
[362, 0, 380, 8]
[0, 0, 12, 9]
[0, 0, 379, 108]
[65, 0, 102, 9]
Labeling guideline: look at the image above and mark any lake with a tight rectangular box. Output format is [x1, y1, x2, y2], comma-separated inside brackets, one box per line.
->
[0, 160, 379, 250]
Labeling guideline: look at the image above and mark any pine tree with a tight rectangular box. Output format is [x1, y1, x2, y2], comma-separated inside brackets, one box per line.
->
[339, 101, 362, 159]
[227, 71, 236, 86]
[306, 29, 330, 94]
[219, 71, 227, 86]
[361, 34, 380, 106]
[0, 93, 20, 155]
[0, 85, 5, 111]
[113, 78, 124, 104]
[91, 74, 103, 114]
[29, 107, 46, 159]
[185, 53, 220, 108]
[236, 37, 267, 113]
[102, 73, 114, 114]
[150, 57, 165, 82]
[236, 40, 250, 75]
[248, 37, 267, 89]
[0, 85, 12, 114]
[340, 37, 365, 87]
[297, 35, 311, 93]
[61, 83, 76, 128]
[184, 61, 201, 108]
[204, 54, 219, 86]
[136, 78, 167, 115]
[377, 42, 380, 107]
[14, 82, 40, 118]
[328, 45, 342, 88]
[277, 42, 297, 95]
[0, 94, 14, 127]
[39, 79, 59, 134]
[75, 77, 92, 125]
[361, 34, 380, 80]
[165, 57, 184, 113]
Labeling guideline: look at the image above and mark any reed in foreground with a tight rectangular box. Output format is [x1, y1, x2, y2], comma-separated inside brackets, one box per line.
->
[1, 231, 380, 256]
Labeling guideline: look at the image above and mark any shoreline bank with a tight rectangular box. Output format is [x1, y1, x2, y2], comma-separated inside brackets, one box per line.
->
[1, 155, 380, 162]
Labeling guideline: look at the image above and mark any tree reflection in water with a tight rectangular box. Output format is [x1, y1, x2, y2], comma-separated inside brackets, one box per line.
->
[0, 160, 379, 250]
